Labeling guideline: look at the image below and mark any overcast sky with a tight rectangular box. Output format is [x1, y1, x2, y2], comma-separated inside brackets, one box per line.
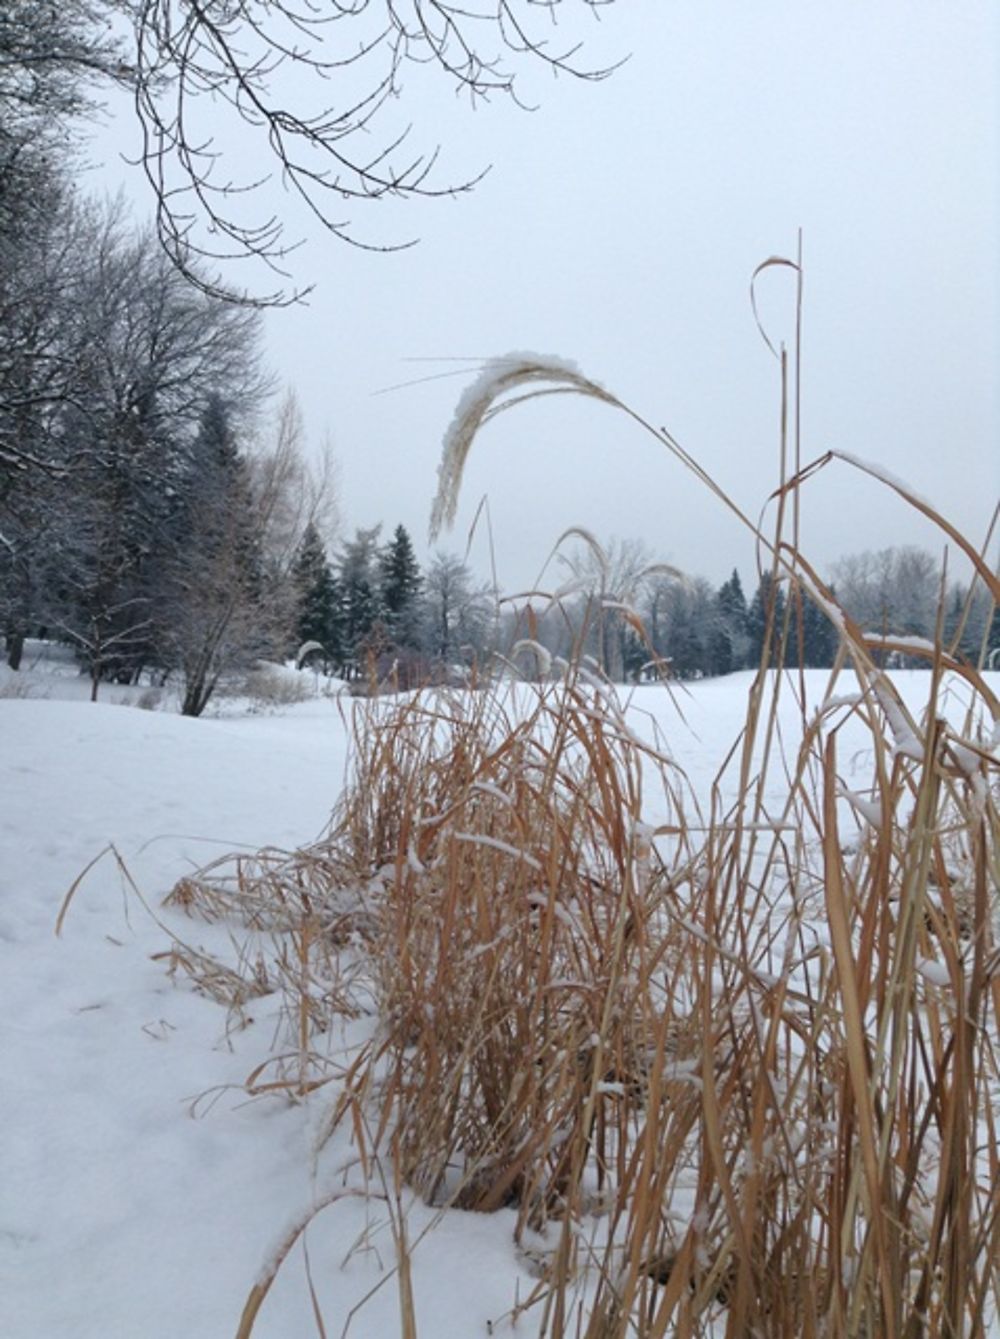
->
[87, 1, 999, 595]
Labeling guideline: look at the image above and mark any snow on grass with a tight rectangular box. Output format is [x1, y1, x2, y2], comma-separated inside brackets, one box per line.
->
[2, 662, 997, 1336]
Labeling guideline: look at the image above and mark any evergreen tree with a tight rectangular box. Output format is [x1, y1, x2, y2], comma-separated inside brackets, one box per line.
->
[378, 524, 422, 648]
[707, 626, 733, 677]
[46, 372, 176, 691]
[183, 394, 259, 579]
[800, 591, 837, 667]
[747, 573, 787, 668]
[337, 526, 382, 674]
[717, 569, 748, 632]
[713, 569, 748, 673]
[292, 522, 341, 663]
[988, 603, 1000, 659]
[668, 613, 705, 680]
[943, 580, 1000, 665]
[622, 628, 647, 682]
[157, 394, 271, 715]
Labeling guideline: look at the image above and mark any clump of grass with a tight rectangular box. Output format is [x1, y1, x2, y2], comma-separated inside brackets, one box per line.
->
[572, 647, 1000, 1337]
[241, 666, 315, 711]
[151, 940, 270, 1017]
[0, 674, 47, 699]
[336, 677, 696, 1234]
[154, 261, 999, 1337]
[202, 626, 998, 1336]
[164, 840, 377, 1095]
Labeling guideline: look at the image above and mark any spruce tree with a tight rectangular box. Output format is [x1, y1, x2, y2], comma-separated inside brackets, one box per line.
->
[800, 592, 837, 667]
[988, 603, 1000, 659]
[707, 626, 733, 677]
[747, 573, 786, 669]
[159, 394, 268, 715]
[669, 614, 705, 680]
[378, 524, 422, 648]
[292, 522, 341, 663]
[336, 526, 382, 673]
[717, 569, 748, 630]
[714, 569, 748, 672]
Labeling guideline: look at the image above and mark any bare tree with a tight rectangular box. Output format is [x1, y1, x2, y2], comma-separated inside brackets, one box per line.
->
[40, 450, 159, 699]
[560, 532, 680, 680]
[0, 169, 92, 491]
[830, 546, 941, 643]
[129, 1, 622, 298]
[640, 570, 713, 680]
[247, 390, 340, 576]
[0, 168, 87, 664]
[420, 550, 494, 666]
[0, 1, 621, 301]
[0, 0, 130, 154]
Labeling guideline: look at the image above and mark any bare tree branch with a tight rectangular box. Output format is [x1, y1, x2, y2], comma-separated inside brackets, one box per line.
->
[128, 0, 623, 302]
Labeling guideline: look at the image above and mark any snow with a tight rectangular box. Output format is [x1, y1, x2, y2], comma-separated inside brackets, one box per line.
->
[0, 666, 554, 1338]
[442, 356, 594, 454]
[837, 785, 884, 828]
[862, 633, 939, 654]
[0, 698, 353, 1336]
[916, 958, 953, 990]
[469, 780, 516, 808]
[872, 677, 925, 762]
[833, 449, 934, 511]
[453, 832, 543, 869]
[2, 658, 998, 1336]
[509, 638, 553, 677]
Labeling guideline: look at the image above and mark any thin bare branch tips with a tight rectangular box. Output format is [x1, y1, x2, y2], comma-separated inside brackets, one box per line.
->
[125, 1, 625, 301]
[429, 353, 618, 540]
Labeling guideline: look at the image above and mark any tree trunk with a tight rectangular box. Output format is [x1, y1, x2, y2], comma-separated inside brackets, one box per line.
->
[5, 629, 25, 671]
[181, 673, 210, 716]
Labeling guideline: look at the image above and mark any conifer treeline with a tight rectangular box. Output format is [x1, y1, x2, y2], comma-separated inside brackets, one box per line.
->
[292, 523, 493, 682]
[501, 566, 840, 682]
[288, 532, 998, 687]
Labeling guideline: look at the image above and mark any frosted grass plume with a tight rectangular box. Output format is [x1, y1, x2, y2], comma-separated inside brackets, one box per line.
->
[430, 353, 619, 542]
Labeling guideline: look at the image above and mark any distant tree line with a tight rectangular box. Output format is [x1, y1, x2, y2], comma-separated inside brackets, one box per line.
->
[0, 156, 504, 709]
[496, 539, 998, 683]
[3, 90, 994, 700]
[495, 544, 839, 683]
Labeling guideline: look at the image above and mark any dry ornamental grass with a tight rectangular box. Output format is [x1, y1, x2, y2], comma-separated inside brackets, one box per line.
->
[149, 257, 999, 1338]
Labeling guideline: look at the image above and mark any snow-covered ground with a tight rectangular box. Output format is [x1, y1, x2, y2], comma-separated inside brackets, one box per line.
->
[2, 654, 996, 1337]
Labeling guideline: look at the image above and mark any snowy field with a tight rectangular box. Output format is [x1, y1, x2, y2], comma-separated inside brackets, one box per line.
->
[2, 652, 997, 1338]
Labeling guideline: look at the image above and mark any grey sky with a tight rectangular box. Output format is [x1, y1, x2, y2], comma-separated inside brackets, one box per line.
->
[88, 1, 999, 594]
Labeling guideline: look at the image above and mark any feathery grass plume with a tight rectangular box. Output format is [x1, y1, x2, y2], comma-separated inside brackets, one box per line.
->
[430, 354, 619, 541]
